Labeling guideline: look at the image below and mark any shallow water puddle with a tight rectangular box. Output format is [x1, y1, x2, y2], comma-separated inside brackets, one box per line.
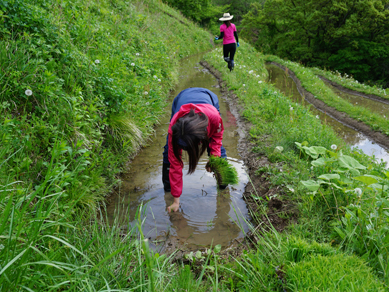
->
[266, 64, 389, 166]
[107, 54, 250, 251]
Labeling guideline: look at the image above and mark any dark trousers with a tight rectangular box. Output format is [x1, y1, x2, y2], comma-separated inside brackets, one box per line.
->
[223, 43, 236, 61]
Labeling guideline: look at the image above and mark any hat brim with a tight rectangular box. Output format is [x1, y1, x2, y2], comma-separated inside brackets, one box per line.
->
[219, 15, 233, 21]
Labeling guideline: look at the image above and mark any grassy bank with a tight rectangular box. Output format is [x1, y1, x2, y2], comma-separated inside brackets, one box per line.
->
[204, 43, 388, 288]
[264, 55, 389, 136]
[2, 0, 388, 289]
[0, 0, 213, 290]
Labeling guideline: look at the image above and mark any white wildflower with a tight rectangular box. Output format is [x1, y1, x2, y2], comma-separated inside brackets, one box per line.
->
[144, 91, 148, 95]
[146, 102, 150, 105]
[258, 81, 263, 84]
[25, 89, 32, 96]
[153, 75, 157, 79]
[243, 84, 245, 87]
[136, 53, 140, 56]
[131, 63, 135, 66]
[95, 59, 100, 64]
[158, 79, 161, 82]
[316, 115, 319, 119]
[290, 107, 293, 111]
[331, 144, 337, 150]
[354, 188, 362, 196]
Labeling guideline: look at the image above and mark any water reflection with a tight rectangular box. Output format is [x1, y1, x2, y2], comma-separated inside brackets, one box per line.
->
[107, 54, 250, 250]
[266, 63, 389, 166]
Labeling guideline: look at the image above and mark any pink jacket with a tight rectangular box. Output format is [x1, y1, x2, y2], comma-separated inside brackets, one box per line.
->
[168, 103, 224, 197]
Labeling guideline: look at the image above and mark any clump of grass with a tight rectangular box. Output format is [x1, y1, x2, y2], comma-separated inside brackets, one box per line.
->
[208, 155, 239, 186]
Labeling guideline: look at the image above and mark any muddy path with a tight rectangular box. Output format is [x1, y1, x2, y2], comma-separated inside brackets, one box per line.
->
[267, 61, 389, 150]
[163, 60, 298, 262]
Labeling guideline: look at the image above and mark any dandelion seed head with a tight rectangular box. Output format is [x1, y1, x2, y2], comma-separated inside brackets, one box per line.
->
[95, 59, 100, 64]
[158, 79, 161, 82]
[316, 115, 319, 119]
[153, 75, 157, 79]
[354, 188, 362, 196]
[144, 91, 148, 95]
[131, 63, 135, 66]
[331, 144, 337, 150]
[25, 89, 32, 96]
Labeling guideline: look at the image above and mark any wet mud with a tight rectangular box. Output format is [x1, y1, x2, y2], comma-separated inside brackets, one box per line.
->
[267, 61, 389, 150]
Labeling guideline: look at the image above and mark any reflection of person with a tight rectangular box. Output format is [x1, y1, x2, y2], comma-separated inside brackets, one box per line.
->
[215, 13, 239, 72]
[162, 87, 227, 213]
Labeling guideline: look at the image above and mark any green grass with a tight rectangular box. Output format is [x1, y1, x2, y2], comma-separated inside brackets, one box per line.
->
[208, 155, 239, 186]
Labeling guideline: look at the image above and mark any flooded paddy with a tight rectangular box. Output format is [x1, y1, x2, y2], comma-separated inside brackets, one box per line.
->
[266, 63, 389, 166]
[106, 54, 250, 252]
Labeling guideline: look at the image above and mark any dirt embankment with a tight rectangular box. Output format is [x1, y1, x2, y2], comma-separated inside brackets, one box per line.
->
[268, 61, 389, 150]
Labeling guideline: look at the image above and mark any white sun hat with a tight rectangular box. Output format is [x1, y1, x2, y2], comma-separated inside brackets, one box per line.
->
[219, 13, 233, 21]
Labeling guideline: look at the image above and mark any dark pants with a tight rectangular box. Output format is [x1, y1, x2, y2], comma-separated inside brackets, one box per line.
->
[223, 43, 236, 61]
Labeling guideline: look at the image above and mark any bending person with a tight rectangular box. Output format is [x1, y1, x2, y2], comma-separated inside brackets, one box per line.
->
[215, 13, 239, 71]
[162, 87, 227, 213]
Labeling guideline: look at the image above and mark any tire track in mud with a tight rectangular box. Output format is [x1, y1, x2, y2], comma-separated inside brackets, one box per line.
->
[268, 61, 389, 151]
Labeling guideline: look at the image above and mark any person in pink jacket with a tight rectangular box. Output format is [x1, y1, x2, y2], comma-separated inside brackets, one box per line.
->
[215, 13, 239, 71]
[162, 87, 227, 213]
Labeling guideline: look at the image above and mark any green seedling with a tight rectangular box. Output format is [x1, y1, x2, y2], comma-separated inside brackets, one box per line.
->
[207, 155, 239, 186]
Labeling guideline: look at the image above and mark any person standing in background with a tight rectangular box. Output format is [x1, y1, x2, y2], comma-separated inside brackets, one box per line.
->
[215, 13, 239, 72]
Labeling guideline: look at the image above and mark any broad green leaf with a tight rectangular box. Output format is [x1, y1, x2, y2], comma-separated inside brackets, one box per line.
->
[213, 244, 221, 254]
[300, 180, 321, 192]
[311, 157, 326, 166]
[353, 175, 379, 186]
[318, 174, 340, 180]
[338, 155, 366, 170]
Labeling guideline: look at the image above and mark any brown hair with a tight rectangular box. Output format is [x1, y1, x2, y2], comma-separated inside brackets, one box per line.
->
[224, 20, 231, 28]
[171, 108, 209, 174]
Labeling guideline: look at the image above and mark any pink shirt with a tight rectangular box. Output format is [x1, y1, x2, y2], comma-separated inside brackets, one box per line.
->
[168, 104, 224, 198]
[220, 23, 237, 45]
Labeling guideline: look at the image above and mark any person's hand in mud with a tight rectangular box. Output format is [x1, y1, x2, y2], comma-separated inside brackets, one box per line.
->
[167, 197, 180, 213]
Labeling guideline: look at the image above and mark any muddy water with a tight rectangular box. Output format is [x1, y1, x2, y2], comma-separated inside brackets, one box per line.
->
[324, 81, 389, 118]
[106, 54, 250, 251]
[266, 64, 389, 166]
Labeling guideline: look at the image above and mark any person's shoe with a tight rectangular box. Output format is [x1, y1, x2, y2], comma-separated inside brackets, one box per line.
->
[230, 60, 234, 71]
[162, 163, 171, 192]
[228, 61, 232, 71]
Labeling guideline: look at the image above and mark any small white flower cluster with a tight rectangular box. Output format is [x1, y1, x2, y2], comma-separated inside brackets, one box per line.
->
[258, 81, 263, 84]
